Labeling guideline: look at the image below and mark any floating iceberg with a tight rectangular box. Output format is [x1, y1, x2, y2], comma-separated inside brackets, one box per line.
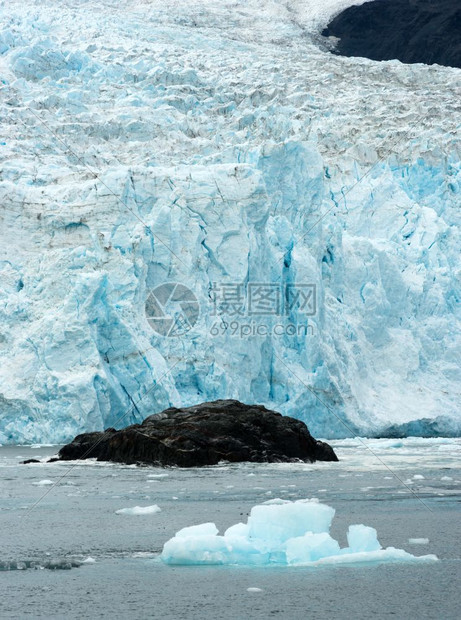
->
[115, 505, 161, 516]
[408, 538, 429, 545]
[161, 499, 438, 566]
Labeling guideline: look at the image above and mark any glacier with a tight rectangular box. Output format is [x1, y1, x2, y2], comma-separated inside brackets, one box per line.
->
[0, 0, 460, 444]
[160, 498, 438, 566]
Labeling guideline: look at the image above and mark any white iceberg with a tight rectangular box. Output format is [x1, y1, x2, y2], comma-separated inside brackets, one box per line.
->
[408, 538, 429, 545]
[161, 499, 438, 566]
[115, 505, 161, 516]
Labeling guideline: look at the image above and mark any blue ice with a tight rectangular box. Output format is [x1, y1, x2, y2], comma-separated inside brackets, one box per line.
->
[161, 499, 438, 566]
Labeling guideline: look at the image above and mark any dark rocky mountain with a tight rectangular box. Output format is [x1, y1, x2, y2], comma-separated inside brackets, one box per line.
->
[322, 0, 461, 68]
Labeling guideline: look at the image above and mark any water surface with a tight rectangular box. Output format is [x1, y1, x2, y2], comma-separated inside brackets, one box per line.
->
[1, 439, 460, 619]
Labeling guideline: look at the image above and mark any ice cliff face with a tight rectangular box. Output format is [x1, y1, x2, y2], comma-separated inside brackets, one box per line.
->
[0, 0, 459, 443]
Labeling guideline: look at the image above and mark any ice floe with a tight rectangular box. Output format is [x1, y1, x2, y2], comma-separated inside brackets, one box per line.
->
[161, 499, 438, 566]
[115, 505, 161, 516]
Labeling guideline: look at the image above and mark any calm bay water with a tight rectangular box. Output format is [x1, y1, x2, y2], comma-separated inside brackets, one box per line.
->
[1, 438, 460, 619]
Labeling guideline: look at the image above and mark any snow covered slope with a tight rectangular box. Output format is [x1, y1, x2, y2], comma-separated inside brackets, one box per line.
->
[0, 0, 459, 443]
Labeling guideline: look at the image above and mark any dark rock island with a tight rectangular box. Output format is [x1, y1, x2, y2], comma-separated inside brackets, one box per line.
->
[322, 0, 461, 69]
[58, 399, 338, 467]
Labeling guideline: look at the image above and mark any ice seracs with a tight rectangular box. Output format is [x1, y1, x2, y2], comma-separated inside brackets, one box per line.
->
[161, 498, 438, 566]
[0, 0, 459, 443]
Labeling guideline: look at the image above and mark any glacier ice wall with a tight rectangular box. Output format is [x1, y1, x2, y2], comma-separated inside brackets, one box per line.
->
[0, 0, 460, 443]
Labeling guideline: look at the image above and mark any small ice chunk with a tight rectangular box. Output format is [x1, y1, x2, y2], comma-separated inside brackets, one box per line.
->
[346, 525, 381, 552]
[413, 475, 425, 480]
[224, 522, 249, 538]
[286, 532, 341, 564]
[247, 587, 263, 592]
[441, 476, 452, 481]
[82, 557, 96, 564]
[147, 473, 169, 479]
[33, 479, 54, 486]
[262, 498, 291, 505]
[312, 548, 438, 566]
[175, 523, 218, 538]
[408, 538, 429, 545]
[224, 536, 269, 565]
[162, 535, 228, 565]
[115, 505, 161, 516]
[248, 499, 335, 543]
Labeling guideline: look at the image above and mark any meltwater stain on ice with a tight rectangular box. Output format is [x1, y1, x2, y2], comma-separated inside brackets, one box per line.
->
[161, 499, 438, 567]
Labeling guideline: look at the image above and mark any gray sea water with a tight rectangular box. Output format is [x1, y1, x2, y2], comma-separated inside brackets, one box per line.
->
[1, 438, 460, 619]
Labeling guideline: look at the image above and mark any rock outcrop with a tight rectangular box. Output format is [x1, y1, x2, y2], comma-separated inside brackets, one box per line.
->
[58, 400, 338, 467]
[323, 0, 461, 69]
